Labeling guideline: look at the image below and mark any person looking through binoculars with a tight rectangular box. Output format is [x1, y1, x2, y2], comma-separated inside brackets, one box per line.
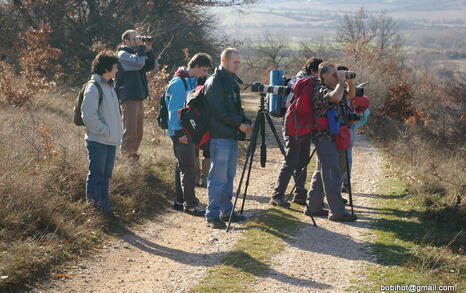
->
[115, 29, 159, 161]
[305, 62, 358, 222]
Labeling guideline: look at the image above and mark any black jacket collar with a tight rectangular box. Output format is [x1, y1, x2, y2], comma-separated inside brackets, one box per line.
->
[215, 66, 243, 85]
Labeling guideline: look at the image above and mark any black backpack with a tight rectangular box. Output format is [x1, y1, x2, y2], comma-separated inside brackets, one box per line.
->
[73, 80, 103, 126]
[156, 77, 187, 130]
[178, 85, 211, 147]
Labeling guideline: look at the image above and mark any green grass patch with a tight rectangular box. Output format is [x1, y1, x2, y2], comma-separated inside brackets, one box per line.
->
[350, 175, 465, 292]
[191, 205, 305, 292]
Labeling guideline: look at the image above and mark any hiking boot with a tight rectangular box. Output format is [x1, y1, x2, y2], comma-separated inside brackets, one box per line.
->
[304, 209, 329, 217]
[221, 212, 246, 223]
[184, 206, 205, 217]
[329, 213, 358, 222]
[292, 194, 307, 206]
[173, 201, 184, 211]
[270, 195, 290, 208]
[206, 218, 227, 229]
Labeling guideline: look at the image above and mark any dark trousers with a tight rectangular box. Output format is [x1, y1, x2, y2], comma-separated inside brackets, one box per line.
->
[272, 133, 311, 198]
[85, 140, 116, 213]
[172, 138, 199, 209]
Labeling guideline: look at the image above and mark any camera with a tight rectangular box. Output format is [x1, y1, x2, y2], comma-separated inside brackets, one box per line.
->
[346, 72, 356, 79]
[250, 82, 291, 96]
[355, 86, 364, 97]
[141, 36, 153, 42]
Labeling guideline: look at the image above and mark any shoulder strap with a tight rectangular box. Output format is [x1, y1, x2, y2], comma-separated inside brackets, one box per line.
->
[87, 80, 103, 107]
[179, 77, 188, 91]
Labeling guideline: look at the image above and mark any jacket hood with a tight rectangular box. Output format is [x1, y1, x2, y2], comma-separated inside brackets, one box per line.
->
[174, 66, 189, 79]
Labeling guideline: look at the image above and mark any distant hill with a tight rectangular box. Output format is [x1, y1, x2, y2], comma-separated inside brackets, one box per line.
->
[210, 0, 466, 40]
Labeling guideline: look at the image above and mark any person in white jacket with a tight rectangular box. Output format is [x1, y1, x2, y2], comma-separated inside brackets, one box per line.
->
[81, 50, 122, 220]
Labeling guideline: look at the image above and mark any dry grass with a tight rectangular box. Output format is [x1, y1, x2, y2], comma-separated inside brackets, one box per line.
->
[0, 85, 176, 292]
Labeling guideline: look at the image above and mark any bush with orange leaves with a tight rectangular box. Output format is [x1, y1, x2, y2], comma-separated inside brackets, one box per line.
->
[144, 65, 171, 119]
[0, 23, 61, 107]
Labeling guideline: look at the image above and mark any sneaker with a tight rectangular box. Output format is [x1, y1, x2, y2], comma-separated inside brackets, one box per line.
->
[292, 195, 307, 205]
[184, 206, 205, 217]
[304, 209, 329, 217]
[220, 212, 246, 223]
[173, 202, 184, 211]
[206, 218, 227, 229]
[329, 213, 358, 222]
[270, 196, 290, 208]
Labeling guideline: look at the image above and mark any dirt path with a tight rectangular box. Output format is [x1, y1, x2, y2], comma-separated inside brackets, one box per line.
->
[33, 97, 383, 293]
[33, 97, 283, 293]
[251, 133, 383, 292]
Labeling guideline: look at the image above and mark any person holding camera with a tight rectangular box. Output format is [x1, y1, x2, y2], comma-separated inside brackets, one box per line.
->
[204, 48, 252, 229]
[270, 57, 324, 207]
[305, 62, 357, 222]
[81, 51, 122, 220]
[115, 29, 158, 161]
[166, 53, 213, 216]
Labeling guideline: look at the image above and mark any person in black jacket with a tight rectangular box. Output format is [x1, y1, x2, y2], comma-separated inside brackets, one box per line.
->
[203, 48, 252, 229]
[115, 29, 158, 161]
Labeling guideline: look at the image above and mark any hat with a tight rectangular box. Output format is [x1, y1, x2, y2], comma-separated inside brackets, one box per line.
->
[352, 96, 370, 114]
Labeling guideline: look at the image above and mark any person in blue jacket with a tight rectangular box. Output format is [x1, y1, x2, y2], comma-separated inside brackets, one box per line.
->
[166, 53, 212, 216]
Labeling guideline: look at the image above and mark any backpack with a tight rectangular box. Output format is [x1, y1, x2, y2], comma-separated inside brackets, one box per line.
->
[284, 77, 327, 137]
[178, 85, 211, 148]
[73, 80, 103, 126]
[156, 77, 187, 130]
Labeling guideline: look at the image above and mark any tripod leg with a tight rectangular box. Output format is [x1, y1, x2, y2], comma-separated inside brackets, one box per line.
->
[345, 149, 354, 216]
[260, 114, 267, 167]
[240, 116, 260, 214]
[304, 200, 317, 227]
[226, 111, 261, 232]
[286, 148, 316, 202]
[265, 113, 286, 157]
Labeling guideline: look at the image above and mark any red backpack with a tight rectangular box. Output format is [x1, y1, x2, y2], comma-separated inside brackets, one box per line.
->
[285, 77, 328, 137]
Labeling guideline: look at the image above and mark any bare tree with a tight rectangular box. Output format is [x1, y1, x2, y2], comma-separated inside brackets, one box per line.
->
[337, 7, 401, 55]
[240, 32, 292, 81]
[337, 7, 378, 47]
[375, 12, 401, 51]
[257, 32, 289, 68]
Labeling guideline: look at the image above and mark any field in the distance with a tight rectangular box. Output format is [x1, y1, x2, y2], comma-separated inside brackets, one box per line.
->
[210, 0, 466, 74]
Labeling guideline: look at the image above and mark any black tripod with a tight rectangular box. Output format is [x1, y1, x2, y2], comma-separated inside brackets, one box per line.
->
[226, 93, 317, 232]
[286, 147, 354, 215]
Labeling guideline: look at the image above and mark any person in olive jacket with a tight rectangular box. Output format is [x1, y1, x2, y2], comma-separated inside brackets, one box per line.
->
[203, 48, 252, 229]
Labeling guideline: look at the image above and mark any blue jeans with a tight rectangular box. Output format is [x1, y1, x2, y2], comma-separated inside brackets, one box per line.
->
[86, 140, 116, 213]
[206, 138, 238, 220]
